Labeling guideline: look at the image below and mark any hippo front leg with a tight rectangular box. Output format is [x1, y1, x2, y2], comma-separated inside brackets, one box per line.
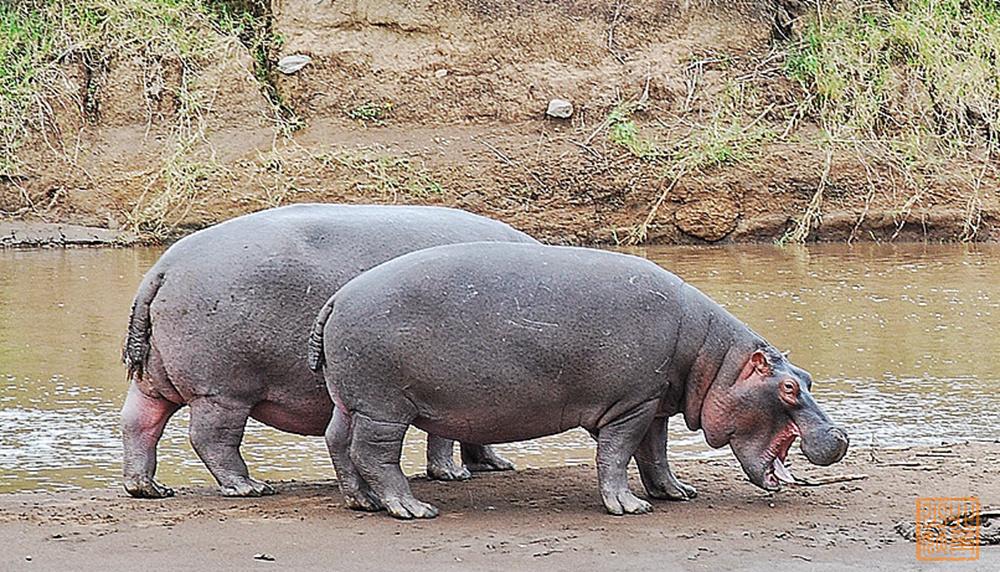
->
[595, 402, 658, 516]
[188, 398, 276, 497]
[634, 416, 698, 501]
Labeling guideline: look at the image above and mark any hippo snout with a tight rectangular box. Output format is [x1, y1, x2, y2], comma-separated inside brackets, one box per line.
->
[801, 425, 849, 466]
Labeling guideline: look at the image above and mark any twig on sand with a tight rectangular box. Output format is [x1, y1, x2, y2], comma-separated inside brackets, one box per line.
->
[473, 137, 548, 193]
[897, 507, 1000, 545]
[625, 166, 687, 245]
[792, 474, 868, 487]
[607, 1, 628, 65]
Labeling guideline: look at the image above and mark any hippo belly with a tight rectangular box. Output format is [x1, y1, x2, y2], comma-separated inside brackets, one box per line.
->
[250, 394, 332, 436]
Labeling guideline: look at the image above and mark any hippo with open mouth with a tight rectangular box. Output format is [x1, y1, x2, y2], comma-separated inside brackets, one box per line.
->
[121, 204, 535, 499]
[309, 242, 849, 518]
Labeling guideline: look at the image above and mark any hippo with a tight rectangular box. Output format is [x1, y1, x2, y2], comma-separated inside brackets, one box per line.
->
[309, 242, 849, 519]
[122, 204, 537, 498]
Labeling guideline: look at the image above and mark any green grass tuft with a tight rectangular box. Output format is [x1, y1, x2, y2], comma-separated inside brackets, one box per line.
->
[607, 103, 659, 159]
[346, 100, 394, 125]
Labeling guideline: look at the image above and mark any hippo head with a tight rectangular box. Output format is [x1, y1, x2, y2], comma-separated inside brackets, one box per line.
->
[699, 347, 849, 490]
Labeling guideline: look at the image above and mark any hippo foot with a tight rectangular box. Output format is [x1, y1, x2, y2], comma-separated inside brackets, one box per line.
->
[647, 478, 698, 501]
[344, 489, 383, 512]
[384, 497, 440, 520]
[461, 445, 515, 473]
[464, 457, 515, 473]
[426, 463, 472, 481]
[123, 476, 175, 499]
[220, 478, 276, 497]
[602, 491, 653, 516]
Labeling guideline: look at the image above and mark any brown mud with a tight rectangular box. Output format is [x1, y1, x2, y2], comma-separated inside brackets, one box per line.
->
[2, 1, 998, 246]
[2, 442, 997, 570]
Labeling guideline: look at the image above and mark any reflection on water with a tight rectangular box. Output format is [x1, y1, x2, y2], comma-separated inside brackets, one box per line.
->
[1, 243, 998, 493]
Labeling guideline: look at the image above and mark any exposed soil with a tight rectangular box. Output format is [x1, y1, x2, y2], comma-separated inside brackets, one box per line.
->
[2, 442, 997, 570]
[2, 0, 998, 246]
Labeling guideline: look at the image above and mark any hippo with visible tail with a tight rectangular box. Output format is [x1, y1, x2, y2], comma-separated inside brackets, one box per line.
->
[309, 242, 849, 519]
[122, 204, 536, 499]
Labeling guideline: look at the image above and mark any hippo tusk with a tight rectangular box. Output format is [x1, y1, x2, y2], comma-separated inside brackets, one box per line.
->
[773, 458, 796, 484]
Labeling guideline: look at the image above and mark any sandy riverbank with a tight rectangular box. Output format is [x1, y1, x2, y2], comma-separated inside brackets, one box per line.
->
[1, 442, 997, 570]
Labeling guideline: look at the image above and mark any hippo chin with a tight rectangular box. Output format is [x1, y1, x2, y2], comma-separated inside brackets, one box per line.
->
[310, 242, 849, 519]
[121, 204, 535, 499]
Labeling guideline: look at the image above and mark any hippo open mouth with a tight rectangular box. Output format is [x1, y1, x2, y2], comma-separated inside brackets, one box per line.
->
[762, 422, 800, 490]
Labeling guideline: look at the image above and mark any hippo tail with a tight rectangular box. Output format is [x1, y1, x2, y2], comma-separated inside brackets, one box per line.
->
[123, 271, 165, 381]
[307, 295, 336, 372]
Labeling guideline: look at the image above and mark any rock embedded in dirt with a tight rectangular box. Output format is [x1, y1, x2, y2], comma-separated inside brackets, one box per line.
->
[674, 194, 741, 242]
[277, 55, 311, 75]
[546, 99, 573, 119]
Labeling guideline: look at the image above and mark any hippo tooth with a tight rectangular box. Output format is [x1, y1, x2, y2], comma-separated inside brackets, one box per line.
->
[772, 458, 796, 484]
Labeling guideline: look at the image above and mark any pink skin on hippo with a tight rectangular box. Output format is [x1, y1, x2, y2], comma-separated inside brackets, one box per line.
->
[310, 243, 849, 519]
[120, 204, 535, 499]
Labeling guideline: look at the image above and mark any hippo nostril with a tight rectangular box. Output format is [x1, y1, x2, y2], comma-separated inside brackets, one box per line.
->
[828, 426, 849, 462]
[801, 425, 850, 466]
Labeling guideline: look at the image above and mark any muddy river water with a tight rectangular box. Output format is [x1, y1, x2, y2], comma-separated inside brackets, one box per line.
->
[1, 243, 997, 493]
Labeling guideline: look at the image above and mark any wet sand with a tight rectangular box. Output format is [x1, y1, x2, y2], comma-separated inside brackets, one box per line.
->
[2, 442, 997, 571]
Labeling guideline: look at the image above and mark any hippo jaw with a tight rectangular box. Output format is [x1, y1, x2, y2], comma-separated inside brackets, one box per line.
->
[730, 421, 801, 491]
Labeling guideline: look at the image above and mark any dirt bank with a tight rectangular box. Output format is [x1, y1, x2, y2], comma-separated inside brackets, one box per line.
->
[2, 1, 998, 246]
[2, 442, 997, 570]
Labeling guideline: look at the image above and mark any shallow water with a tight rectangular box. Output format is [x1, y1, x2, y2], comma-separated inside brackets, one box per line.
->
[1, 243, 997, 493]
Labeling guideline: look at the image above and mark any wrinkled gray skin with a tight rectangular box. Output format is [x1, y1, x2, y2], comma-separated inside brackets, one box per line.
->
[122, 204, 535, 499]
[310, 243, 849, 519]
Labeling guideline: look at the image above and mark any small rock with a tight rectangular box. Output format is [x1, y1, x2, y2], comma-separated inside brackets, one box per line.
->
[277, 54, 311, 75]
[546, 98, 573, 119]
[253, 553, 275, 562]
[25, 556, 32, 562]
[434, 69, 449, 78]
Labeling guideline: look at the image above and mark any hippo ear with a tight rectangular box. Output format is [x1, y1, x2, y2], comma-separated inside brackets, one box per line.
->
[750, 350, 772, 376]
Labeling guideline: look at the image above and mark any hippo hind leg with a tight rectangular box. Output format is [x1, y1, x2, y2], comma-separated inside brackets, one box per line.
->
[188, 397, 275, 497]
[121, 382, 181, 498]
[326, 407, 382, 511]
[595, 401, 659, 516]
[634, 416, 698, 501]
[350, 413, 439, 519]
[460, 443, 515, 473]
[426, 436, 472, 481]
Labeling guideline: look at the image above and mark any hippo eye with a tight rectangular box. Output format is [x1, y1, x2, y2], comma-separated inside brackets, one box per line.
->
[780, 379, 799, 398]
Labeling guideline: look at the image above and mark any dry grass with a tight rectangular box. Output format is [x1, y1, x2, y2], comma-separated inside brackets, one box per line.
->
[0, 0, 289, 237]
[780, 0, 1000, 242]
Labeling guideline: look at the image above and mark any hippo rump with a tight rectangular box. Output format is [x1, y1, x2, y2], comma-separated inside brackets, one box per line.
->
[309, 242, 849, 519]
[122, 204, 537, 498]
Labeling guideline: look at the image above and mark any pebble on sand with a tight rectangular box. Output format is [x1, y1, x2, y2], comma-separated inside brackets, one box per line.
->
[546, 99, 573, 119]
